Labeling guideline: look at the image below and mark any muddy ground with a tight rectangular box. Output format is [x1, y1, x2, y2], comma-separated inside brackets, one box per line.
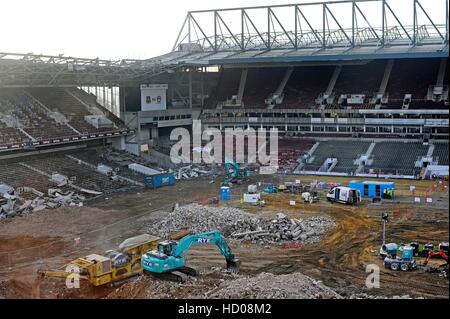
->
[0, 176, 448, 299]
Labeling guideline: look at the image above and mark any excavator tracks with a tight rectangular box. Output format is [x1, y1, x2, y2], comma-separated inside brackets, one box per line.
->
[144, 267, 198, 282]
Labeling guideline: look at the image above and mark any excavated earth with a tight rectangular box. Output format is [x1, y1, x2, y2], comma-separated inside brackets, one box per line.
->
[0, 176, 448, 299]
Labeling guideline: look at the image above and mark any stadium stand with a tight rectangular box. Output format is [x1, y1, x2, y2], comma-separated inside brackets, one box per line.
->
[0, 87, 129, 149]
[206, 68, 242, 108]
[433, 143, 449, 165]
[70, 148, 149, 184]
[303, 141, 370, 173]
[24, 154, 131, 193]
[0, 162, 56, 194]
[0, 89, 76, 141]
[384, 58, 441, 107]
[334, 61, 386, 96]
[69, 88, 126, 129]
[242, 67, 286, 107]
[281, 65, 335, 108]
[27, 88, 101, 133]
[278, 138, 316, 172]
[369, 142, 429, 174]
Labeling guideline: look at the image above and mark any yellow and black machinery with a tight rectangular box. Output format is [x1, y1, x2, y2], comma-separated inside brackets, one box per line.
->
[41, 234, 160, 287]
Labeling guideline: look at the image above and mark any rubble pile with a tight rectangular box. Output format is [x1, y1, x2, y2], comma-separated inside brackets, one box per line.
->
[205, 272, 342, 299]
[173, 165, 215, 180]
[0, 187, 85, 219]
[148, 204, 335, 245]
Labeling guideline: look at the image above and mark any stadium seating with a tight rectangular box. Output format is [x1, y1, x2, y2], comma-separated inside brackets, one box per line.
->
[433, 143, 449, 165]
[206, 68, 242, 108]
[333, 60, 386, 98]
[24, 154, 131, 193]
[204, 58, 447, 111]
[0, 89, 76, 141]
[303, 141, 370, 173]
[281, 65, 335, 108]
[70, 148, 148, 184]
[0, 161, 58, 194]
[385, 58, 440, 101]
[242, 67, 286, 107]
[369, 142, 429, 174]
[27, 88, 100, 133]
[278, 138, 316, 172]
[0, 87, 128, 148]
[70, 88, 126, 129]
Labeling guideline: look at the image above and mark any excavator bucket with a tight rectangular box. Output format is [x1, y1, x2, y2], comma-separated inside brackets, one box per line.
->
[226, 258, 240, 274]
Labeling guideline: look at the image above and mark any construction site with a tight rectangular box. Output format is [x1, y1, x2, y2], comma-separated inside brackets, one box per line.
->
[0, 0, 449, 300]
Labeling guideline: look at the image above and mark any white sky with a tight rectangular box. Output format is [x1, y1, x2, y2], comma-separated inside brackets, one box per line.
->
[0, 0, 446, 60]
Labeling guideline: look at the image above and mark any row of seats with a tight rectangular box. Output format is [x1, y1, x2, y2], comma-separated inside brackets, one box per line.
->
[303, 141, 370, 172]
[369, 142, 429, 174]
[24, 154, 131, 193]
[0, 162, 57, 194]
[205, 58, 448, 110]
[69, 148, 148, 184]
[0, 89, 76, 141]
[278, 138, 316, 172]
[433, 144, 449, 165]
[0, 87, 128, 148]
[27, 88, 99, 134]
[299, 141, 448, 175]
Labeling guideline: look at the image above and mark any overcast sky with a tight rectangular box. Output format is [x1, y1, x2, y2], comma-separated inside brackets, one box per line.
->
[0, 0, 446, 60]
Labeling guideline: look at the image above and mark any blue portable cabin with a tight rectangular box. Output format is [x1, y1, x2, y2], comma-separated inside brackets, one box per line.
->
[144, 172, 176, 189]
[219, 186, 231, 201]
[348, 180, 395, 198]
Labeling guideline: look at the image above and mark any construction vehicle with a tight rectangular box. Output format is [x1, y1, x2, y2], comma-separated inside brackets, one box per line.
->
[326, 186, 360, 205]
[301, 191, 319, 203]
[422, 249, 448, 278]
[262, 184, 278, 194]
[410, 242, 449, 257]
[423, 250, 448, 266]
[223, 159, 250, 186]
[141, 230, 239, 282]
[41, 234, 160, 286]
[383, 245, 417, 271]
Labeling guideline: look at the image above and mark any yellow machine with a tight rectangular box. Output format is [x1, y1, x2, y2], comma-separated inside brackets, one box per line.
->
[42, 234, 160, 287]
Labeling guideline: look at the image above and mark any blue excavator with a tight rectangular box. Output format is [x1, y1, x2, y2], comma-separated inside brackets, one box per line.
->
[141, 230, 239, 281]
[222, 159, 250, 186]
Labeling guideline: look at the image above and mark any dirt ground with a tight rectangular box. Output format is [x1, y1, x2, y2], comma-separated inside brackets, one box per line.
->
[0, 175, 448, 299]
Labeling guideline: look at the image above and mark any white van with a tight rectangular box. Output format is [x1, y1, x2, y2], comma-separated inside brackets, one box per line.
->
[326, 186, 361, 205]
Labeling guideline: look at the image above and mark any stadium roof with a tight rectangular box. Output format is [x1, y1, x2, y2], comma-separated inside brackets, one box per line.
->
[169, 0, 449, 65]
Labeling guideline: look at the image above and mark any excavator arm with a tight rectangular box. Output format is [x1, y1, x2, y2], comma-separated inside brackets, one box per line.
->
[423, 250, 448, 266]
[174, 230, 239, 272]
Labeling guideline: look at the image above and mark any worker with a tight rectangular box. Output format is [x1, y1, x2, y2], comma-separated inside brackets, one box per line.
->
[383, 188, 394, 199]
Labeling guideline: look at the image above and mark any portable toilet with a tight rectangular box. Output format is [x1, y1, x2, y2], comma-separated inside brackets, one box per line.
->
[348, 181, 395, 199]
[220, 186, 231, 201]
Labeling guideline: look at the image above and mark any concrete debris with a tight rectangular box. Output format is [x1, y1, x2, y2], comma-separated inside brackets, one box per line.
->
[346, 293, 417, 299]
[175, 165, 214, 181]
[97, 164, 114, 176]
[148, 204, 335, 245]
[205, 272, 342, 299]
[0, 186, 85, 219]
[51, 173, 68, 187]
[128, 163, 161, 176]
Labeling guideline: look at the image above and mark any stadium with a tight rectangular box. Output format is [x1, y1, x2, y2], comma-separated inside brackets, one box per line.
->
[0, 0, 449, 300]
